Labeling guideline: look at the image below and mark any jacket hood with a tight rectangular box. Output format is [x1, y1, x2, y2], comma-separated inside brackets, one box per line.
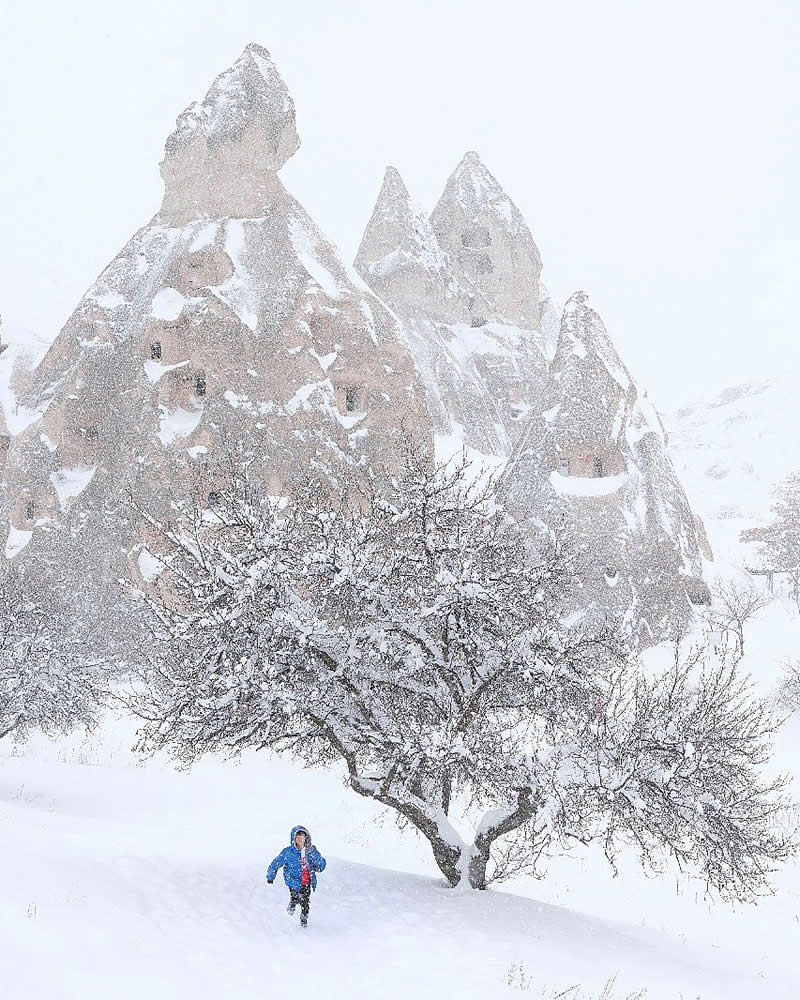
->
[290, 824, 312, 847]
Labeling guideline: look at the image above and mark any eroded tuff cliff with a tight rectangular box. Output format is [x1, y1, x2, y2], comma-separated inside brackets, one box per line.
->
[2, 45, 429, 617]
[355, 163, 710, 639]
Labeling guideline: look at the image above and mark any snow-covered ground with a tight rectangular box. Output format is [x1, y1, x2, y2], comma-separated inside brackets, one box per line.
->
[3, 599, 800, 1000]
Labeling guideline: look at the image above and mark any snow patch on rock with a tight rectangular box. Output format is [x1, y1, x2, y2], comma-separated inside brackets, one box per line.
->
[157, 406, 203, 446]
[5, 526, 33, 559]
[49, 465, 98, 512]
[151, 288, 187, 322]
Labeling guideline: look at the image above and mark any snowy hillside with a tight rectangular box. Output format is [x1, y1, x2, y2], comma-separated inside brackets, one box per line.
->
[664, 367, 799, 562]
[2, 699, 800, 1000]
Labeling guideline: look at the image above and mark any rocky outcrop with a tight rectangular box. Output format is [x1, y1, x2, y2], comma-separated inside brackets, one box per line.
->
[501, 292, 710, 638]
[1, 45, 429, 622]
[160, 43, 300, 224]
[1, 43, 709, 644]
[356, 162, 710, 638]
[431, 152, 544, 330]
[355, 157, 558, 462]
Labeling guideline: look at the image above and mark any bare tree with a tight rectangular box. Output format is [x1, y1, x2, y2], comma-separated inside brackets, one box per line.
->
[0, 577, 105, 744]
[703, 579, 772, 660]
[741, 472, 800, 609]
[128, 449, 796, 899]
[775, 660, 800, 715]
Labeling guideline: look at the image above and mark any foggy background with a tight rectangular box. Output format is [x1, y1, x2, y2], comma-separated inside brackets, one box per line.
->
[0, 0, 797, 408]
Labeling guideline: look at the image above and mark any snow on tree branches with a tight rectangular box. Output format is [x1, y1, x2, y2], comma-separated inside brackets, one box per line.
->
[128, 449, 796, 899]
[741, 471, 800, 609]
[702, 579, 772, 660]
[0, 577, 105, 744]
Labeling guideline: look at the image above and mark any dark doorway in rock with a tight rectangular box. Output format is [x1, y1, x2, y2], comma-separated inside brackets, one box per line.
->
[25, 501, 34, 520]
[474, 253, 494, 275]
[345, 388, 357, 413]
[195, 374, 207, 397]
[151, 341, 162, 360]
[593, 456, 604, 477]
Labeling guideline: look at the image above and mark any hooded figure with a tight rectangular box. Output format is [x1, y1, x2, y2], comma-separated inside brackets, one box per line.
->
[266, 825, 327, 927]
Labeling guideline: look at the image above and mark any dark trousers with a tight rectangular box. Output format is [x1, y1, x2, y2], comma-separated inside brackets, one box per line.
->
[289, 885, 311, 919]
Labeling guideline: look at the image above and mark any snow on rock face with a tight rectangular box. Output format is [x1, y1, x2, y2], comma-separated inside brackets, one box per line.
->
[1, 44, 430, 630]
[137, 547, 164, 582]
[289, 214, 347, 301]
[500, 293, 710, 641]
[157, 406, 203, 447]
[5, 526, 32, 560]
[160, 44, 300, 224]
[549, 469, 627, 497]
[150, 288, 187, 321]
[431, 152, 543, 329]
[49, 466, 97, 512]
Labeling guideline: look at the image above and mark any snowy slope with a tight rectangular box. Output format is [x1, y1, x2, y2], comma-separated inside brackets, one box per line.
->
[2, 696, 799, 1000]
[664, 367, 800, 561]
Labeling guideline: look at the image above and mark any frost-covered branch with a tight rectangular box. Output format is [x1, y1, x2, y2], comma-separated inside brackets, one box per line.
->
[0, 576, 105, 746]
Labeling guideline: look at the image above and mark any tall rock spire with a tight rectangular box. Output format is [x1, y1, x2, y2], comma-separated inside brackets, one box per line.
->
[431, 152, 543, 329]
[354, 162, 553, 462]
[354, 166, 466, 321]
[2, 45, 429, 631]
[501, 291, 710, 639]
[160, 44, 301, 224]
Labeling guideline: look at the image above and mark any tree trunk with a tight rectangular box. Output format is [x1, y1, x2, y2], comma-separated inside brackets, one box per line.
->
[442, 773, 452, 816]
[346, 767, 534, 890]
[467, 837, 493, 890]
[347, 772, 465, 886]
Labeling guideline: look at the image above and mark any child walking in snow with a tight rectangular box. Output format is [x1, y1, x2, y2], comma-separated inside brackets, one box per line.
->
[267, 825, 326, 928]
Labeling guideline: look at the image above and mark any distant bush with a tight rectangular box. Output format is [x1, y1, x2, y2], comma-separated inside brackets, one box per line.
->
[504, 967, 648, 998]
[775, 660, 800, 715]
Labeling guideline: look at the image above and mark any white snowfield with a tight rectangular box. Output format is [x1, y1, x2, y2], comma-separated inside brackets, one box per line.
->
[2, 649, 800, 1000]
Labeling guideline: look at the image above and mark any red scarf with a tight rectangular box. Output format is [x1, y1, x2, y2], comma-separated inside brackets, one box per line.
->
[300, 848, 311, 887]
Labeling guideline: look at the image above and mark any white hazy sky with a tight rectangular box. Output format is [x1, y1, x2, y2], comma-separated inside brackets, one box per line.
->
[1, 0, 797, 409]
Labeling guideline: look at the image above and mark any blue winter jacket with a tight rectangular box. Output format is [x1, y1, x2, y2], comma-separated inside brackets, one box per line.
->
[267, 825, 327, 892]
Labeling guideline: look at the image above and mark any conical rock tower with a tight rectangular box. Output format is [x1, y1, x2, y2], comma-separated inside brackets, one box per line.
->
[355, 158, 557, 462]
[500, 292, 711, 638]
[2, 45, 429, 619]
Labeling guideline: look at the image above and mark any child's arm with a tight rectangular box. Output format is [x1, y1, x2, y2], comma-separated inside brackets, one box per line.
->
[309, 847, 326, 872]
[266, 849, 287, 884]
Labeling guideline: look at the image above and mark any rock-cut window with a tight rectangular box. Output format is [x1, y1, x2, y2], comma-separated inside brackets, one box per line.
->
[208, 490, 220, 505]
[345, 388, 357, 413]
[474, 253, 494, 276]
[195, 374, 207, 397]
[151, 341, 162, 360]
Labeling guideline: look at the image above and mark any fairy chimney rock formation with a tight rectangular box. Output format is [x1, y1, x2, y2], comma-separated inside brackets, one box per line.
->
[354, 166, 461, 322]
[160, 43, 301, 224]
[430, 152, 544, 329]
[1, 45, 428, 621]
